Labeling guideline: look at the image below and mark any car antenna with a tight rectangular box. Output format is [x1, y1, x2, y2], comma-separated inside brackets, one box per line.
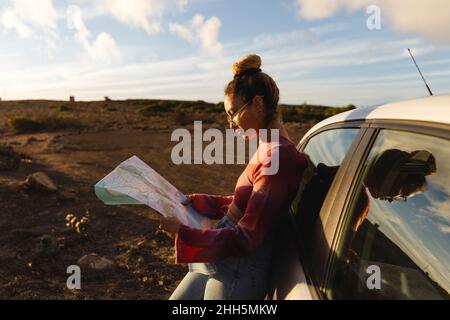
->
[407, 48, 433, 96]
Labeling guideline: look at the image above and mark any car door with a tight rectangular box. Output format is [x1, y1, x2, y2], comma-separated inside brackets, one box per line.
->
[268, 122, 370, 299]
[321, 120, 450, 300]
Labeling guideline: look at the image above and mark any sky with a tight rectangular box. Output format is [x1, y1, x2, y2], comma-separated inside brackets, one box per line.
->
[1, 0, 450, 107]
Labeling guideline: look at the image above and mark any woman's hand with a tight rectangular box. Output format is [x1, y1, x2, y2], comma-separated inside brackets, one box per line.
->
[181, 194, 192, 206]
[159, 216, 183, 235]
[157, 195, 191, 238]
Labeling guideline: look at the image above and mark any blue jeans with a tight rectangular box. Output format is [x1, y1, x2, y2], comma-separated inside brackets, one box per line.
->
[169, 216, 273, 300]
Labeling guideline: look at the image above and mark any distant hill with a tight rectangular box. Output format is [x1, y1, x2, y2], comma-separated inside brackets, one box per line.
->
[0, 99, 356, 134]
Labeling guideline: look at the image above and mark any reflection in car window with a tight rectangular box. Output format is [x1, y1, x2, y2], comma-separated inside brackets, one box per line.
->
[304, 129, 359, 167]
[293, 129, 359, 247]
[331, 130, 450, 300]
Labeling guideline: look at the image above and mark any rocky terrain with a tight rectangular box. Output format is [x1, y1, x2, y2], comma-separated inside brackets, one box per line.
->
[0, 99, 349, 299]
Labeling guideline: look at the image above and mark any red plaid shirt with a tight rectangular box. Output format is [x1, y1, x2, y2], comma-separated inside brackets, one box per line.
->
[175, 136, 308, 263]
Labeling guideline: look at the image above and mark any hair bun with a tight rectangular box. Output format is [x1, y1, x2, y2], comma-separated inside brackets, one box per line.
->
[233, 54, 262, 77]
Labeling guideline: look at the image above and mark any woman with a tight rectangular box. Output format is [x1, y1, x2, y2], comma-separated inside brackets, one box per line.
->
[160, 54, 308, 300]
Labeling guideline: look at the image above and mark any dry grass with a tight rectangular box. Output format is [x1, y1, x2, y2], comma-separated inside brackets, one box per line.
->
[0, 98, 355, 299]
[7, 115, 84, 133]
[1, 99, 354, 135]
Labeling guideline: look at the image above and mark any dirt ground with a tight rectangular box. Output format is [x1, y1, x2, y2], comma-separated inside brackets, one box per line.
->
[0, 101, 312, 299]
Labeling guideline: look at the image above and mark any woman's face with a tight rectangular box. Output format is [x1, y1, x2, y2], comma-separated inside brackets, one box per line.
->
[224, 94, 265, 132]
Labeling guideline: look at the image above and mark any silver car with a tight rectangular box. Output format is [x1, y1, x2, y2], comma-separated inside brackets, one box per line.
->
[268, 94, 450, 300]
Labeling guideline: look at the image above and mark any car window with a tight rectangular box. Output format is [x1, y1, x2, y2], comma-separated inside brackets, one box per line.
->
[303, 128, 359, 167]
[292, 128, 360, 246]
[329, 129, 450, 300]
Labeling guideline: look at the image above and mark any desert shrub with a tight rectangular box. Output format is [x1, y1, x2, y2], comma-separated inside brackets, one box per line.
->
[8, 117, 43, 133]
[50, 105, 71, 112]
[176, 100, 222, 114]
[178, 101, 192, 108]
[173, 109, 195, 126]
[7, 115, 83, 133]
[344, 104, 356, 110]
[139, 101, 176, 116]
[282, 105, 347, 123]
[296, 105, 324, 121]
[189, 102, 209, 112]
[323, 104, 357, 118]
[323, 108, 339, 118]
[42, 116, 84, 131]
[282, 107, 300, 123]
[125, 99, 159, 106]
[209, 102, 225, 114]
[139, 105, 158, 116]
[199, 113, 219, 124]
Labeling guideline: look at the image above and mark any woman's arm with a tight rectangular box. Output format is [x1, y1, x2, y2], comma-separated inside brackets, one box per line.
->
[175, 155, 303, 263]
[186, 193, 234, 220]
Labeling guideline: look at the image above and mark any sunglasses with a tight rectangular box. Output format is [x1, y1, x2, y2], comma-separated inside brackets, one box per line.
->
[227, 95, 264, 125]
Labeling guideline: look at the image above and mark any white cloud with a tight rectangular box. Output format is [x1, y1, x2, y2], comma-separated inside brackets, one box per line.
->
[67, 5, 120, 64]
[198, 15, 222, 56]
[296, 0, 450, 45]
[0, 54, 229, 101]
[86, 32, 121, 64]
[69, 0, 191, 35]
[177, 0, 189, 12]
[67, 5, 90, 42]
[96, 0, 165, 35]
[169, 23, 194, 42]
[1, 9, 33, 38]
[169, 14, 223, 56]
[0, 0, 58, 41]
[436, 223, 450, 234]
[296, 0, 345, 20]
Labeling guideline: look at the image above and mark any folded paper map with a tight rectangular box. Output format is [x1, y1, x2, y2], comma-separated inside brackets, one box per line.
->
[94, 155, 218, 275]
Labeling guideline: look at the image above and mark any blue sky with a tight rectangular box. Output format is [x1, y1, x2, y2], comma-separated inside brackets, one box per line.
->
[1, 0, 450, 106]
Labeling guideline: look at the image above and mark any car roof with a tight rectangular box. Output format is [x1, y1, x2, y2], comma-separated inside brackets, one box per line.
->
[301, 94, 450, 143]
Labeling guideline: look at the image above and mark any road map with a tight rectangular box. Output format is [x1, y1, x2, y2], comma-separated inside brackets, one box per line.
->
[94, 155, 218, 274]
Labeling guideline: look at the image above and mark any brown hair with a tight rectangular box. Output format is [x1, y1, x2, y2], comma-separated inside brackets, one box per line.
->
[225, 54, 280, 126]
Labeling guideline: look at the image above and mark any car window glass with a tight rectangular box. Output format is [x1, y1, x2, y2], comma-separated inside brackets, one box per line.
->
[293, 128, 360, 244]
[330, 129, 450, 300]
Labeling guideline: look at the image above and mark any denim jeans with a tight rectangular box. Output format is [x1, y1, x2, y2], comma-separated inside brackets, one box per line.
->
[169, 216, 273, 300]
